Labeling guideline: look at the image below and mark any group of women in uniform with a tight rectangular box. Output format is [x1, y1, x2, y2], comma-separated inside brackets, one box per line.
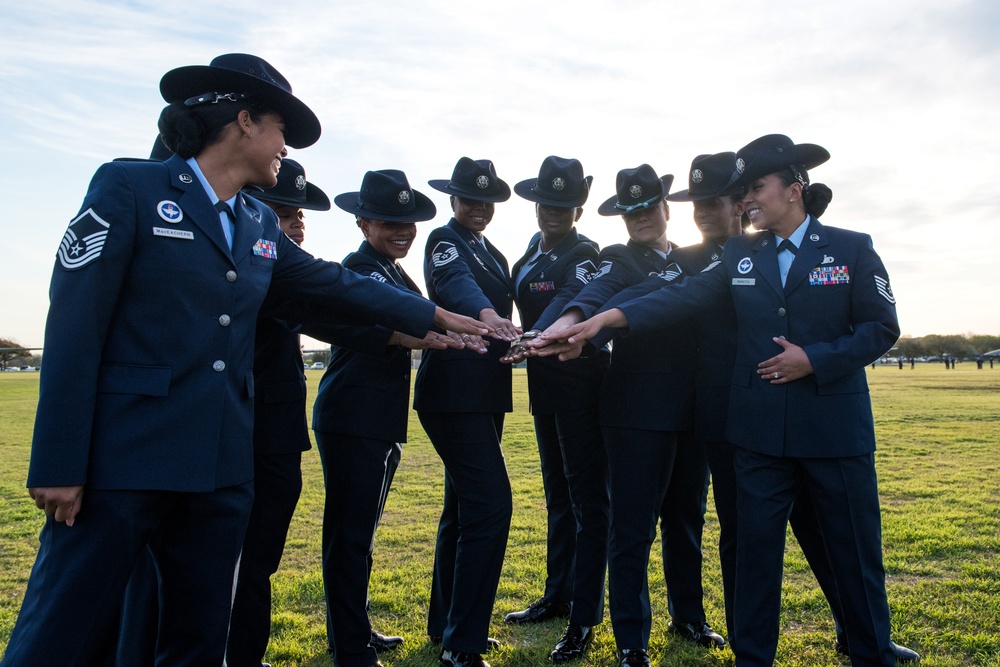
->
[2, 51, 917, 667]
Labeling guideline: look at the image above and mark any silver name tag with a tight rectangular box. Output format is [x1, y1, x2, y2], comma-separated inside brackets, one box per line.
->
[153, 227, 194, 240]
[732, 278, 755, 286]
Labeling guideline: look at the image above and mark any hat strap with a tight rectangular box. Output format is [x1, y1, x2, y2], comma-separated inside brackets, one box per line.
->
[184, 91, 250, 107]
[615, 193, 662, 214]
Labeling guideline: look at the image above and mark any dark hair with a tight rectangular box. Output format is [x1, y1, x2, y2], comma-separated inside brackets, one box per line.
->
[157, 97, 273, 159]
[775, 166, 833, 218]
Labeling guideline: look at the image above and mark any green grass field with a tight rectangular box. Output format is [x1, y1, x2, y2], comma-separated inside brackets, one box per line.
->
[1, 365, 998, 666]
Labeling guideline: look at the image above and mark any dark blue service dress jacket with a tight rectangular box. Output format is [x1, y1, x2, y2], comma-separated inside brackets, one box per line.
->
[414, 219, 513, 414]
[563, 240, 698, 432]
[312, 241, 421, 443]
[511, 229, 605, 414]
[618, 217, 900, 458]
[29, 155, 436, 492]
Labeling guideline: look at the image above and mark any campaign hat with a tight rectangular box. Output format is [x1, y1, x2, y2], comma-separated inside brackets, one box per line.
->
[514, 156, 592, 208]
[668, 152, 744, 202]
[597, 164, 673, 216]
[428, 157, 511, 203]
[159, 53, 321, 149]
[252, 158, 330, 211]
[735, 134, 829, 186]
[335, 169, 437, 223]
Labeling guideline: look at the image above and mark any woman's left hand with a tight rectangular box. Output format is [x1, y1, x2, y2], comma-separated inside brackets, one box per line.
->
[757, 337, 814, 384]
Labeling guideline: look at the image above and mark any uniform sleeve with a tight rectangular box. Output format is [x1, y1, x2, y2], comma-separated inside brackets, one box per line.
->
[29, 163, 138, 487]
[803, 235, 900, 383]
[533, 244, 601, 330]
[425, 230, 494, 317]
[559, 245, 638, 319]
[267, 238, 436, 339]
[618, 261, 729, 334]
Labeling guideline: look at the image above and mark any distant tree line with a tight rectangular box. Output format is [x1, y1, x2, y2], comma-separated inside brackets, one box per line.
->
[894, 333, 1000, 360]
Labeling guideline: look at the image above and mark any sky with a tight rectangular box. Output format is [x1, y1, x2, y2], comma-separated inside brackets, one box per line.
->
[2, 0, 999, 351]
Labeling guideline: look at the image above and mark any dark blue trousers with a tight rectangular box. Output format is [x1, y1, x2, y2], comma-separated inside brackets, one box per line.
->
[316, 432, 401, 667]
[602, 426, 677, 650]
[4, 484, 252, 667]
[732, 449, 894, 667]
[659, 433, 711, 625]
[226, 451, 303, 667]
[420, 412, 512, 655]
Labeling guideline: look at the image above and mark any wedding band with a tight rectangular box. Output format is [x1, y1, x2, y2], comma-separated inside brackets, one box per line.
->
[462, 334, 470, 340]
[773, 371, 779, 379]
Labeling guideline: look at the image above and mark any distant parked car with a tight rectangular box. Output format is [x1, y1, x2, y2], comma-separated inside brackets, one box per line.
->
[309, 362, 325, 370]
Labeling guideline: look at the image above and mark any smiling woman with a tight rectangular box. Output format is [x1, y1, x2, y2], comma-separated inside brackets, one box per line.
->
[1, 53, 489, 667]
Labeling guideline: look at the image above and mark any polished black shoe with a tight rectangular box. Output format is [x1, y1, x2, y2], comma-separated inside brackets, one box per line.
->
[504, 597, 571, 624]
[668, 620, 726, 649]
[549, 623, 593, 663]
[835, 635, 920, 663]
[439, 649, 489, 667]
[370, 630, 405, 652]
[430, 637, 501, 652]
[618, 648, 651, 667]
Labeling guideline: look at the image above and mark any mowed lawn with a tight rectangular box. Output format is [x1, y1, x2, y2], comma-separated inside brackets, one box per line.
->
[1, 364, 998, 666]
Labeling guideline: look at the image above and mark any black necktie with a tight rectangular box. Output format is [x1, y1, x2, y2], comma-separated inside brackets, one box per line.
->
[778, 238, 797, 255]
[215, 200, 235, 220]
[215, 201, 235, 250]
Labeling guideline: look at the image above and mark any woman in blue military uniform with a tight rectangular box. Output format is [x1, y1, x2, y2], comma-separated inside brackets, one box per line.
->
[313, 169, 465, 667]
[537, 135, 911, 667]
[2, 54, 486, 667]
[413, 157, 521, 667]
[533, 164, 715, 667]
[501, 156, 610, 663]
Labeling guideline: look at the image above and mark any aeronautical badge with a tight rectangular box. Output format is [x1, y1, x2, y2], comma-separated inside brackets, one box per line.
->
[252, 239, 278, 259]
[368, 271, 388, 283]
[158, 201, 183, 223]
[295, 175, 306, 190]
[476, 175, 490, 189]
[431, 242, 459, 267]
[552, 177, 565, 191]
[691, 169, 704, 184]
[874, 274, 896, 304]
[655, 262, 683, 282]
[574, 259, 598, 284]
[737, 257, 753, 274]
[398, 190, 411, 204]
[702, 260, 722, 273]
[57, 208, 110, 270]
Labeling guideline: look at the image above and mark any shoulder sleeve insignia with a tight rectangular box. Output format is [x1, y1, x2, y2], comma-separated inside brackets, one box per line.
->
[431, 241, 459, 268]
[591, 260, 613, 280]
[655, 262, 683, 282]
[574, 259, 598, 284]
[874, 274, 895, 304]
[57, 208, 110, 270]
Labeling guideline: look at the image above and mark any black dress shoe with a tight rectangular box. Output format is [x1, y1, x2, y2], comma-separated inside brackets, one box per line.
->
[503, 597, 571, 624]
[430, 637, 501, 652]
[370, 630, 405, 652]
[835, 635, 921, 663]
[618, 648, 651, 667]
[668, 620, 726, 649]
[439, 649, 489, 667]
[549, 623, 593, 663]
